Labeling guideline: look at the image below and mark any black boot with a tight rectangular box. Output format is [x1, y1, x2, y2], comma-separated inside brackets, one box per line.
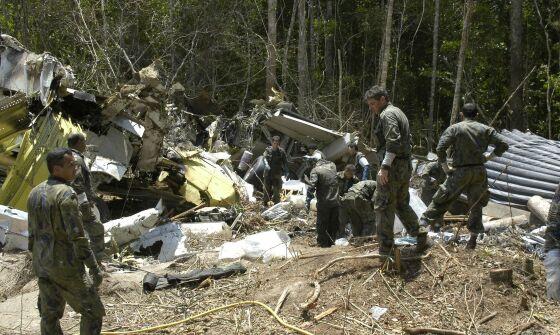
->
[415, 228, 433, 253]
[466, 234, 477, 250]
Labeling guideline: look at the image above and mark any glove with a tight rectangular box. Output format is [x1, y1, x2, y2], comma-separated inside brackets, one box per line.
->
[484, 151, 496, 162]
[90, 268, 103, 288]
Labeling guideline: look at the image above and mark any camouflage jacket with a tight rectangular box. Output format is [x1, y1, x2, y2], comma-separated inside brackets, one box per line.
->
[70, 149, 95, 203]
[337, 171, 359, 196]
[27, 177, 98, 278]
[546, 182, 560, 252]
[374, 103, 412, 161]
[345, 180, 377, 201]
[436, 119, 509, 167]
[263, 146, 289, 177]
[307, 160, 339, 207]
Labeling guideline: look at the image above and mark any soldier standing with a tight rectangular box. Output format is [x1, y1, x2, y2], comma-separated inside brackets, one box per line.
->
[68, 133, 105, 261]
[347, 143, 371, 180]
[263, 135, 289, 205]
[28, 148, 104, 335]
[306, 158, 340, 247]
[340, 180, 377, 238]
[419, 103, 509, 249]
[366, 85, 428, 255]
[545, 182, 560, 300]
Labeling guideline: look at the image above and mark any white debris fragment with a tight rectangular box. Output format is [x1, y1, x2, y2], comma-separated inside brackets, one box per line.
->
[104, 200, 164, 245]
[131, 222, 188, 262]
[218, 229, 294, 263]
[369, 306, 388, 320]
[0, 205, 28, 251]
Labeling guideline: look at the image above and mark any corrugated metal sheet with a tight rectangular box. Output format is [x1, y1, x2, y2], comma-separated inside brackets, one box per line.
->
[486, 129, 560, 209]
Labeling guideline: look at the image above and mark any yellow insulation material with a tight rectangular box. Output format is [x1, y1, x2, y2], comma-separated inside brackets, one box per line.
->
[0, 113, 81, 210]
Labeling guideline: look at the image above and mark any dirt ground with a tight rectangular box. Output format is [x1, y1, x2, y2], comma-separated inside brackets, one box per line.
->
[1, 215, 559, 335]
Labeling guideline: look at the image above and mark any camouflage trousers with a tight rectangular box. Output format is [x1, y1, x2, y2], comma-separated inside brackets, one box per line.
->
[263, 174, 282, 205]
[339, 194, 375, 237]
[38, 271, 105, 335]
[374, 158, 419, 250]
[422, 165, 489, 234]
[80, 202, 105, 261]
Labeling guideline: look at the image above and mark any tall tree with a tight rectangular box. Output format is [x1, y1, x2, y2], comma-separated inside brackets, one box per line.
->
[509, 0, 525, 130]
[281, 0, 298, 91]
[378, 0, 395, 88]
[449, 0, 475, 125]
[324, 0, 334, 82]
[428, 0, 440, 151]
[297, 0, 309, 109]
[266, 0, 278, 96]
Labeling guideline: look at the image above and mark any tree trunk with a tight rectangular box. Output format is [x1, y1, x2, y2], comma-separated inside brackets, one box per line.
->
[533, 0, 552, 138]
[266, 0, 278, 96]
[169, 0, 176, 74]
[449, 0, 475, 125]
[378, 0, 394, 89]
[428, 0, 440, 151]
[509, 0, 525, 130]
[324, 0, 334, 81]
[391, 0, 406, 100]
[297, 0, 309, 110]
[308, 0, 316, 90]
[282, 0, 298, 92]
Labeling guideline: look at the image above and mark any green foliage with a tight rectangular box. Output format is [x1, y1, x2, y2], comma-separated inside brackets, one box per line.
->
[0, 0, 558, 139]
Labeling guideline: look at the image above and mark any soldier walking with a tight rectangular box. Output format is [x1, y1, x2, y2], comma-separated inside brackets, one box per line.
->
[263, 135, 289, 206]
[28, 148, 105, 335]
[306, 158, 340, 247]
[419, 103, 508, 249]
[365, 85, 428, 255]
[68, 133, 106, 261]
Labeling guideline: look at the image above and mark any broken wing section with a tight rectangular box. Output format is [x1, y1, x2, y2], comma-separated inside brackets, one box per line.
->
[0, 113, 81, 210]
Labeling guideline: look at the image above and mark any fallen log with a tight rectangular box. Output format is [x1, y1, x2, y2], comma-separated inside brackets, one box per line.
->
[403, 327, 466, 335]
[274, 287, 290, 314]
[510, 321, 536, 335]
[527, 195, 550, 223]
[483, 215, 528, 232]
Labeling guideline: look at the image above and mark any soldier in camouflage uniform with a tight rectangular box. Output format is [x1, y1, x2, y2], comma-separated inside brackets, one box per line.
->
[347, 143, 371, 180]
[28, 148, 105, 335]
[68, 133, 105, 260]
[337, 164, 359, 197]
[365, 85, 428, 255]
[339, 180, 377, 237]
[419, 103, 509, 249]
[306, 159, 340, 247]
[263, 135, 289, 205]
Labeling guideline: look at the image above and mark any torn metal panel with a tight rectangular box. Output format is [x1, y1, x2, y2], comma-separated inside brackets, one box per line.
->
[112, 115, 145, 137]
[0, 93, 30, 142]
[178, 150, 240, 206]
[0, 35, 74, 105]
[263, 110, 342, 145]
[0, 113, 82, 210]
[86, 127, 133, 181]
